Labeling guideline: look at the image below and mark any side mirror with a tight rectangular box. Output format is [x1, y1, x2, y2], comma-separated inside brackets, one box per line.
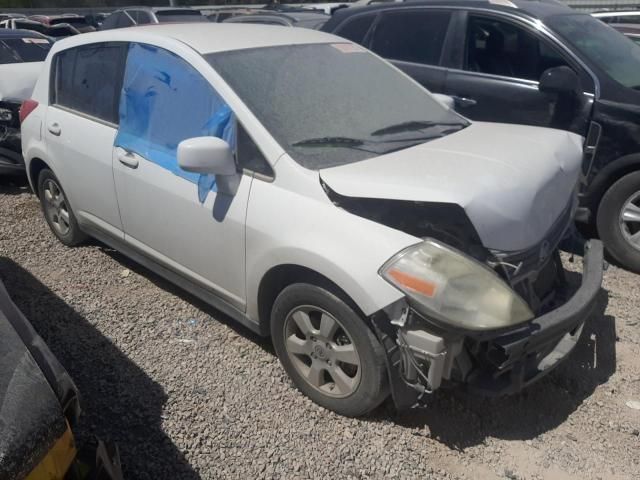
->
[539, 66, 579, 96]
[178, 136, 239, 195]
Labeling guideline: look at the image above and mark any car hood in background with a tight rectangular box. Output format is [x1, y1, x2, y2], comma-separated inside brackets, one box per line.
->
[0, 62, 43, 102]
[319, 122, 583, 252]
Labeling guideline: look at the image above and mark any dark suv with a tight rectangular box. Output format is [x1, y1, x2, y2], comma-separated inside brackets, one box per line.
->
[324, 0, 640, 272]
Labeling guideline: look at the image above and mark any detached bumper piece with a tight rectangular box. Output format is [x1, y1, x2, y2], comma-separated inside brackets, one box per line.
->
[466, 240, 604, 395]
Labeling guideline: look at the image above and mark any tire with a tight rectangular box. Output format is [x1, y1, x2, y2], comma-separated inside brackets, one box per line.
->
[597, 171, 640, 273]
[37, 169, 86, 247]
[271, 283, 388, 417]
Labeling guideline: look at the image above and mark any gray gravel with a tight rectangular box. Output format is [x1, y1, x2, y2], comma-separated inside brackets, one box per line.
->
[1, 176, 639, 480]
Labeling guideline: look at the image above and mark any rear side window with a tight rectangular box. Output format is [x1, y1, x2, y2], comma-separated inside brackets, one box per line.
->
[51, 43, 126, 124]
[371, 10, 452, 65]
[155, 10, 205, 23]
[335, 14, 376, 44]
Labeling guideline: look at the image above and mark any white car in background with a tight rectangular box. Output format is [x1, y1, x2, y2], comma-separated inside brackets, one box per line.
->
[21, 24, 603, 416]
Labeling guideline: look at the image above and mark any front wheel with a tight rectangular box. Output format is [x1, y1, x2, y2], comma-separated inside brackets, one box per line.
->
[270, 283, 388, 417]
[597, 171, 640, 273]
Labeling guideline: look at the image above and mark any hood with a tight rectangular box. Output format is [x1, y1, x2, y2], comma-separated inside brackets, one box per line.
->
[319, 122, 583, 252]
[0, 62, 43, 102]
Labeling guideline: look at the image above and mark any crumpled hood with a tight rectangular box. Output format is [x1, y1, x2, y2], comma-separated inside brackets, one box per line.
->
[320, 122, 583, 252]
[0, 62, 43, 102]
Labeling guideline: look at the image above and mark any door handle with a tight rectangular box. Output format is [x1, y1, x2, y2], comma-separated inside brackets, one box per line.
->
[47, 123, 61, 136]
[117, 150, 139, 169]
[451, 96, 477, 108]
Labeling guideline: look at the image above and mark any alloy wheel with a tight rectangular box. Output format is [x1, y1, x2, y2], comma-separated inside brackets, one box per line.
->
[283, 305, 361, 398]
[620, 190, 640, 252]
[43, 178, 71, 236]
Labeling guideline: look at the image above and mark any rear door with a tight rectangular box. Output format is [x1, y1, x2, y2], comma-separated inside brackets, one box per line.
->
[444, 11, 594, 134]
[366, 8, 455, 93]
[45, 42, 127, 236]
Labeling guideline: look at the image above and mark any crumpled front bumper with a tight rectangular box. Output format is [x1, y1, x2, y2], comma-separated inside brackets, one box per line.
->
[465, 240, 604, 395]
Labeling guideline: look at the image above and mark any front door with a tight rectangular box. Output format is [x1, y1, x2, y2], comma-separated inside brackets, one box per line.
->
[45, 42, 127, 236]
[112, 43, 250, 310]
[445, 13, 593, 135]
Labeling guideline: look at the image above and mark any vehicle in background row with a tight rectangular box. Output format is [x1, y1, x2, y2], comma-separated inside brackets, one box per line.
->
[0, 29, 51, 175]
[0, 13, 25, 22]
[100, 7, 207, 30]
[0, 17, 80, 40]
[21, 24, 603, 416]
[610, 23, 640, 45]
[223, 10, 330, 29]
[28, 14, 95, 33]
[324, 0, 640, 273]
[592, 10, 640, 24]
[206, 8, 257, 23]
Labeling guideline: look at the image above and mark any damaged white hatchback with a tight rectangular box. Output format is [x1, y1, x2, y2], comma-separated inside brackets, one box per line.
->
[22, 24, 604, 416]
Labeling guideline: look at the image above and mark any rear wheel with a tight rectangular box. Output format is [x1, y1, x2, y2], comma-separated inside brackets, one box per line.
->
[37, 169, 86, 246]
[270, 283, 388, 417]
[597, 171, 640, 272]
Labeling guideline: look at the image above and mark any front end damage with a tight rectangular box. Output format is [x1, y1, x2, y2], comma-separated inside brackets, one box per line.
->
[371, 239, 604, 409]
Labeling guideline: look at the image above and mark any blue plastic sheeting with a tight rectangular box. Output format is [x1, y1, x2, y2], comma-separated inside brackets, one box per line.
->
[115, 43, 236, 202]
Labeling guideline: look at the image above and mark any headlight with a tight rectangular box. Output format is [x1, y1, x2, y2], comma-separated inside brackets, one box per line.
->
[380, 239, 534, 330]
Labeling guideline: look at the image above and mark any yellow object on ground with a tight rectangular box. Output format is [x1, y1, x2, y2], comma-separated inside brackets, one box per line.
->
[25, 423, 76, 480]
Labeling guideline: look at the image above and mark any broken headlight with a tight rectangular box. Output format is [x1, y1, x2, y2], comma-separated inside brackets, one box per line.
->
[380, 239, 534, 331]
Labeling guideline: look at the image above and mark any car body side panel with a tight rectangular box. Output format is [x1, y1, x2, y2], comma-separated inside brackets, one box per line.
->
[244, 156, 418, 321]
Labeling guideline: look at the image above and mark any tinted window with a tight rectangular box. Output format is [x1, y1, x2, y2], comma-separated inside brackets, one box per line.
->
[50, 17, 89, 28]
[135, 11, 152, 25]
[208, 44, 467, 170]
[466, 15, 569, 81]
[52, 44, 125, 124]
[335, 14, 375, 43]
[0, 37, 51, 64]
[14, 20, 47, 33]
[549, 13, 640, 89]
[371, 11, 452, 65]
[156, 10, 205, 23]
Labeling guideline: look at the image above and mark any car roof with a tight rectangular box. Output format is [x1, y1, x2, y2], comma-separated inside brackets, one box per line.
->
[0, 28, 47, 39]
[121, 6, 202, 13]
[59, 23, 342, 54]
[330, 0, 574, 22]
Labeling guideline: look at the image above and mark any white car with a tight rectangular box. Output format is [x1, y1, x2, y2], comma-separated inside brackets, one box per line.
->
[21, 24, 603, 416]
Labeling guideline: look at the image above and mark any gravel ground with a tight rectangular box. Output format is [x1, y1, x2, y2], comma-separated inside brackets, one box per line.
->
[1, 175, 639, 480]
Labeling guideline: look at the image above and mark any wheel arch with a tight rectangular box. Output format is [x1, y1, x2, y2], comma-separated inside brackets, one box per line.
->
[27, 157, 51, 195]
[256, 264, 373, 337]
[586, 153, 640, 216]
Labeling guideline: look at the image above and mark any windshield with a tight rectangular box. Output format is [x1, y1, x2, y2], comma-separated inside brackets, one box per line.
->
[14, 20, 47, 33]
[0, 37, 51, 64]
[50, 17, 89, 27]
[207, 43, 467, 169]
[548, 13, 640, 89]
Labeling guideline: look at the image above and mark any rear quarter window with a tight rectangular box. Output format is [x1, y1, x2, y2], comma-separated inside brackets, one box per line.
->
[0, 38, 51, 64]
[334, 14, 376, 44]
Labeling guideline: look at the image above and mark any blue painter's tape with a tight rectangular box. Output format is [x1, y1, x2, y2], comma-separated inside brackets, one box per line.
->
[115, 43, 237, 203]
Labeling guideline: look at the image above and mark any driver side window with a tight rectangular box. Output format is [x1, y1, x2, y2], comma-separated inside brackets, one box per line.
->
[465, 15, 570, 81]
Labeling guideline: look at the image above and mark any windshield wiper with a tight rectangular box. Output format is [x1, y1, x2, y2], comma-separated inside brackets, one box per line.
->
[371, 120, 465, 137]
[292, 136, 365, 148]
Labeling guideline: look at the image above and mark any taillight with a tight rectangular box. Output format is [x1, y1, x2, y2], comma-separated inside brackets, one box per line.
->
[19, 99, 39, 124]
